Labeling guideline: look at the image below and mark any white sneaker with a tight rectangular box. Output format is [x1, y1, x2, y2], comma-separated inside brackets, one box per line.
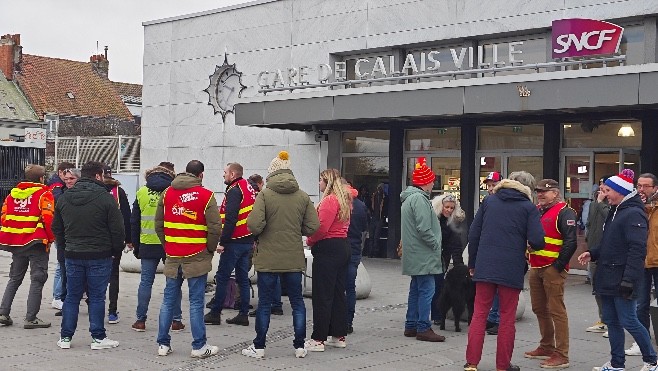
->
[304, 339, 325, 352]
[295, 347, 307, 358]
[158, 344, 172, 356]
[625, 342, 641, 356]
[52, 298, 63, 310]
[325, 336, 347, 348]
[57, 337, 71, 349]
[586, 321, 607, 333]
[241, 344, 264, 359]
[592, 361, 625, 370]
[602, 331, 609, 338]
[90, 337, 119, 350]
[640, 362, 658, 371]
[191, 344, 219, 358]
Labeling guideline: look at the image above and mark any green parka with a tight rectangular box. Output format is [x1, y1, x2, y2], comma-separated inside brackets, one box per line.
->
[247, 169, 319, 272]
[400, 186, 442, 276]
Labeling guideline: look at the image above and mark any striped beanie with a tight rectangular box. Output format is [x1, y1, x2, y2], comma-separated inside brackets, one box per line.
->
[412, 157, 436, 186]
[604, 168, 635, 196]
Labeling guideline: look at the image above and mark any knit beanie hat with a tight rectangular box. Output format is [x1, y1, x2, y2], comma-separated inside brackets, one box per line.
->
[412, 157, 436, 186]
[605, 168, 635, 196]
[268, 151, 290, 174]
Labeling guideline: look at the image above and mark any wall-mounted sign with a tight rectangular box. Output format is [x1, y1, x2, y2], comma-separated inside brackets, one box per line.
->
[203, 54, 246, 123]
[24, 128, 46, 144]
[552, 18, 623, 59]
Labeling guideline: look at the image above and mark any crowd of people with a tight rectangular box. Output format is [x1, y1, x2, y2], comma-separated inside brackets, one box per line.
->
[1, 153, 658, 370]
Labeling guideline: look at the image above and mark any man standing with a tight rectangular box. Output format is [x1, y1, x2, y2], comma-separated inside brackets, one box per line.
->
[205, 162, 255, 326]
[579, 169, 658, 371]
[130, 162, 184, 333]
[524, 179, 577, 369]
[483, 171, 502, 336]
[585, 184, 610, 336]
[53, 161, 125, 350]
[0, 165, 54, 329]
[241, 151, 319, 359]
[48, 161, 74, 312]
[628, 173, 658, 356]
[155, 160, 221, 358]
[102, 165, 131, 324]
[401, 157, 445, 342]
[345, 181, 368, 335]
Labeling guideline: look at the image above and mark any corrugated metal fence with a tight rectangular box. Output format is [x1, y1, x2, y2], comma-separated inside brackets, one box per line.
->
[0, 145, 46, 201]
[55, 136, 140, 173]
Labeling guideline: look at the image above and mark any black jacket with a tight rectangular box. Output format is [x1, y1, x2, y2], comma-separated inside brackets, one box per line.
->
[539, 203, 578, 273]
[131, 171, 173, 259]
[439, 215, 465, 269]
[52, 178, 126, 259]
[590, 193, 648, 299]
[220, 177, 255, 245]
[104, 178, 132, 244]
[348, 197, 369, 253]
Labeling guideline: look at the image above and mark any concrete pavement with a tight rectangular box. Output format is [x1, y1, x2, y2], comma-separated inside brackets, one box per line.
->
[0, 249, 648, 370]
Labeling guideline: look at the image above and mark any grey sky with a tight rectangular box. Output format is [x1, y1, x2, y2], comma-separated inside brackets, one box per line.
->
[1, 0, 250, 84]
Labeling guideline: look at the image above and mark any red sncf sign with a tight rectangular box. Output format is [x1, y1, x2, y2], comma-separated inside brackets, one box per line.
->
[552, 18, 623, 59]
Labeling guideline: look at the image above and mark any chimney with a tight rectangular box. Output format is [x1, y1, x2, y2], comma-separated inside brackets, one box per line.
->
[0, 34, 22, 80]
[90, 47, 109, 79]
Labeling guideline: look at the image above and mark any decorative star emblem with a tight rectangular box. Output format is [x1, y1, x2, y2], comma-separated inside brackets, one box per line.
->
[203, 53, 247, 123]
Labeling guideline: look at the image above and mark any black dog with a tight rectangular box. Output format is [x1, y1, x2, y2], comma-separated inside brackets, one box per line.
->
[437, 264, 475, 332]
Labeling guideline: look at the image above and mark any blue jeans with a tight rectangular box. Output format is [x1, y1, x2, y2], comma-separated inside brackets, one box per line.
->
[136, 258, 181, 322]
[601, 294, 657, 368]
[637, 267, 658, 335]
[488, 291, 500, 324]
[211, 242, 252, 315]
[253, 272, 305, 349]
[61, 258, 112, 340]
[405, 275, 435, 332]
[346, 251, 361, 326]
[430, 273, 445, 322]
[157, 267, 207, 350]
[53, 261, 63, 301]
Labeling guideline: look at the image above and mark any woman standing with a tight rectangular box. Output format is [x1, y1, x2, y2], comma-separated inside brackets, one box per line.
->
[305, 169, 352, 351]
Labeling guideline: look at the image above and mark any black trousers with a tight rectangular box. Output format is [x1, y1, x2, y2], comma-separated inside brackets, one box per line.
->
[108, 256, 121, 315]
[311, 238, 350, 341]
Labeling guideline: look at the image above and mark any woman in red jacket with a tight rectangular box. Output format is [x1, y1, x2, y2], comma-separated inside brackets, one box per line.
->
[305, 168, 352, 352]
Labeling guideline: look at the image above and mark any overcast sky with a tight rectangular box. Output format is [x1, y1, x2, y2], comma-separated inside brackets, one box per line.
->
[1, 0, 251, 84]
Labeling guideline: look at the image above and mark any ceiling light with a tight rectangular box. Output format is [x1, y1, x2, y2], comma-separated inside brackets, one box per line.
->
[617, 125, 635, 137]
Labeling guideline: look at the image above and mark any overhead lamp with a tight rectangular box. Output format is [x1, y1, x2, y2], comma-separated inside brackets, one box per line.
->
[617, 125, 635, 137]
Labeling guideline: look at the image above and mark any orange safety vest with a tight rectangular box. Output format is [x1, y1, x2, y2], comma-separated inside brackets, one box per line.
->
[529, 201, 568, 270]
[219, 178, 255, 239]
[0, 183, 51, 247]
[162, 185, 214, 257]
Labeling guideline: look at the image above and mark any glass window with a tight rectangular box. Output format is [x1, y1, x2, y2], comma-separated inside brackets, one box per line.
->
[342, 156, 389, 195]
[406, 128, 461, 151]
[562, 120, 641, 148]
[342, 131, 389, 153]
[478, 124, 543, 150]
[480, 35, 547, 76]
[406, 157, 461, 199]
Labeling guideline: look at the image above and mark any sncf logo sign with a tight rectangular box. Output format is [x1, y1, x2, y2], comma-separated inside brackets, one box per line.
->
[552, 18, 623, 59]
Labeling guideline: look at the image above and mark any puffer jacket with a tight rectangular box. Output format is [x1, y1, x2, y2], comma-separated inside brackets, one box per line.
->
[590, 192, 648, 298]
[247, 169, 319, 272]
[400, 186, 442, 276]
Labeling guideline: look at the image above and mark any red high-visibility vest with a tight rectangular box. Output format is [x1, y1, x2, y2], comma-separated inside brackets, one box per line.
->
[529, 201, 569, 270]
[162, 185, 214, 257]
[219, 178, 255, 239]
[0, 183, 51, 247]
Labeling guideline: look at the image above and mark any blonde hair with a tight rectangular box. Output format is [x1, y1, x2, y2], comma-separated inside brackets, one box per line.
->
[431, 193, 465, 225]
[320, 168, 351, 221]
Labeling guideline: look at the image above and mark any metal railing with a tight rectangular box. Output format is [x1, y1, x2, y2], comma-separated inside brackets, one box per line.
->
[0, 146, 45, 201]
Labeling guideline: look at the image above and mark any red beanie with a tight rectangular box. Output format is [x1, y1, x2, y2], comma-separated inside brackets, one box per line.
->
[412, 157, 436, 186]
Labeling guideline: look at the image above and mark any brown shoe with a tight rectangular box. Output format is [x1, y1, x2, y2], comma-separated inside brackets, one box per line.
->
[404, 328, 417, 337]
[524, 347, 553, 360]
[171, 321, 185, 332]
[415, 328, 445, 342]
[540, 353, 569, 368]
[131, 320, 146, 332]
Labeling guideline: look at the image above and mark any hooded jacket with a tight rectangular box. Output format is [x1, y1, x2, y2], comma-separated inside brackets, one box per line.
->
[0, 182, 55, 253]
[47, 173, 66, 201]
[130, 169, 174, 259]
[52, 178, 126, 259]
[590, 192, 648, 298]
[468, 179, 545, 290]
[400, 186, 442, 276]
[247, 169, 319, 272]
[103, 177, 132, 244]
[154, 173, 221, 279]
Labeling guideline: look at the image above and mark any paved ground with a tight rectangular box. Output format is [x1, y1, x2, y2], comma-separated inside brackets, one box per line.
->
[0, 249, 650, 371]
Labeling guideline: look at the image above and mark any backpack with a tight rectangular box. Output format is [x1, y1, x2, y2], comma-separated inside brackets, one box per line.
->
[222, 276, 237, 309]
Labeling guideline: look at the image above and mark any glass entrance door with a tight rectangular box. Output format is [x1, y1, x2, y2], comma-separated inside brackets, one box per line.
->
[476, 153, 542, 202]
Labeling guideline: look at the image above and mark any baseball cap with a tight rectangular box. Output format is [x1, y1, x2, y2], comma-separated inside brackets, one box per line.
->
[535, 179, 559, 191]
[103, 164, 112, 177]
[483, 171, 502, 184]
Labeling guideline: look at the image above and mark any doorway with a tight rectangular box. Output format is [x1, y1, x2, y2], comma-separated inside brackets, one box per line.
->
[475, 152, 542, 203]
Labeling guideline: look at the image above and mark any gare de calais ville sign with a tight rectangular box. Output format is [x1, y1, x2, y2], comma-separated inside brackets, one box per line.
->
[256, 18, 623, 90]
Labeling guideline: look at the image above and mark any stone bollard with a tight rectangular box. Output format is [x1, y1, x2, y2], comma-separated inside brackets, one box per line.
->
[120, 252, 164, 273]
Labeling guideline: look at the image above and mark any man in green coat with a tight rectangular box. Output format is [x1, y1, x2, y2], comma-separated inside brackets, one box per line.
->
[241, 151, 320, 360]
[401, 157, 444, 342]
